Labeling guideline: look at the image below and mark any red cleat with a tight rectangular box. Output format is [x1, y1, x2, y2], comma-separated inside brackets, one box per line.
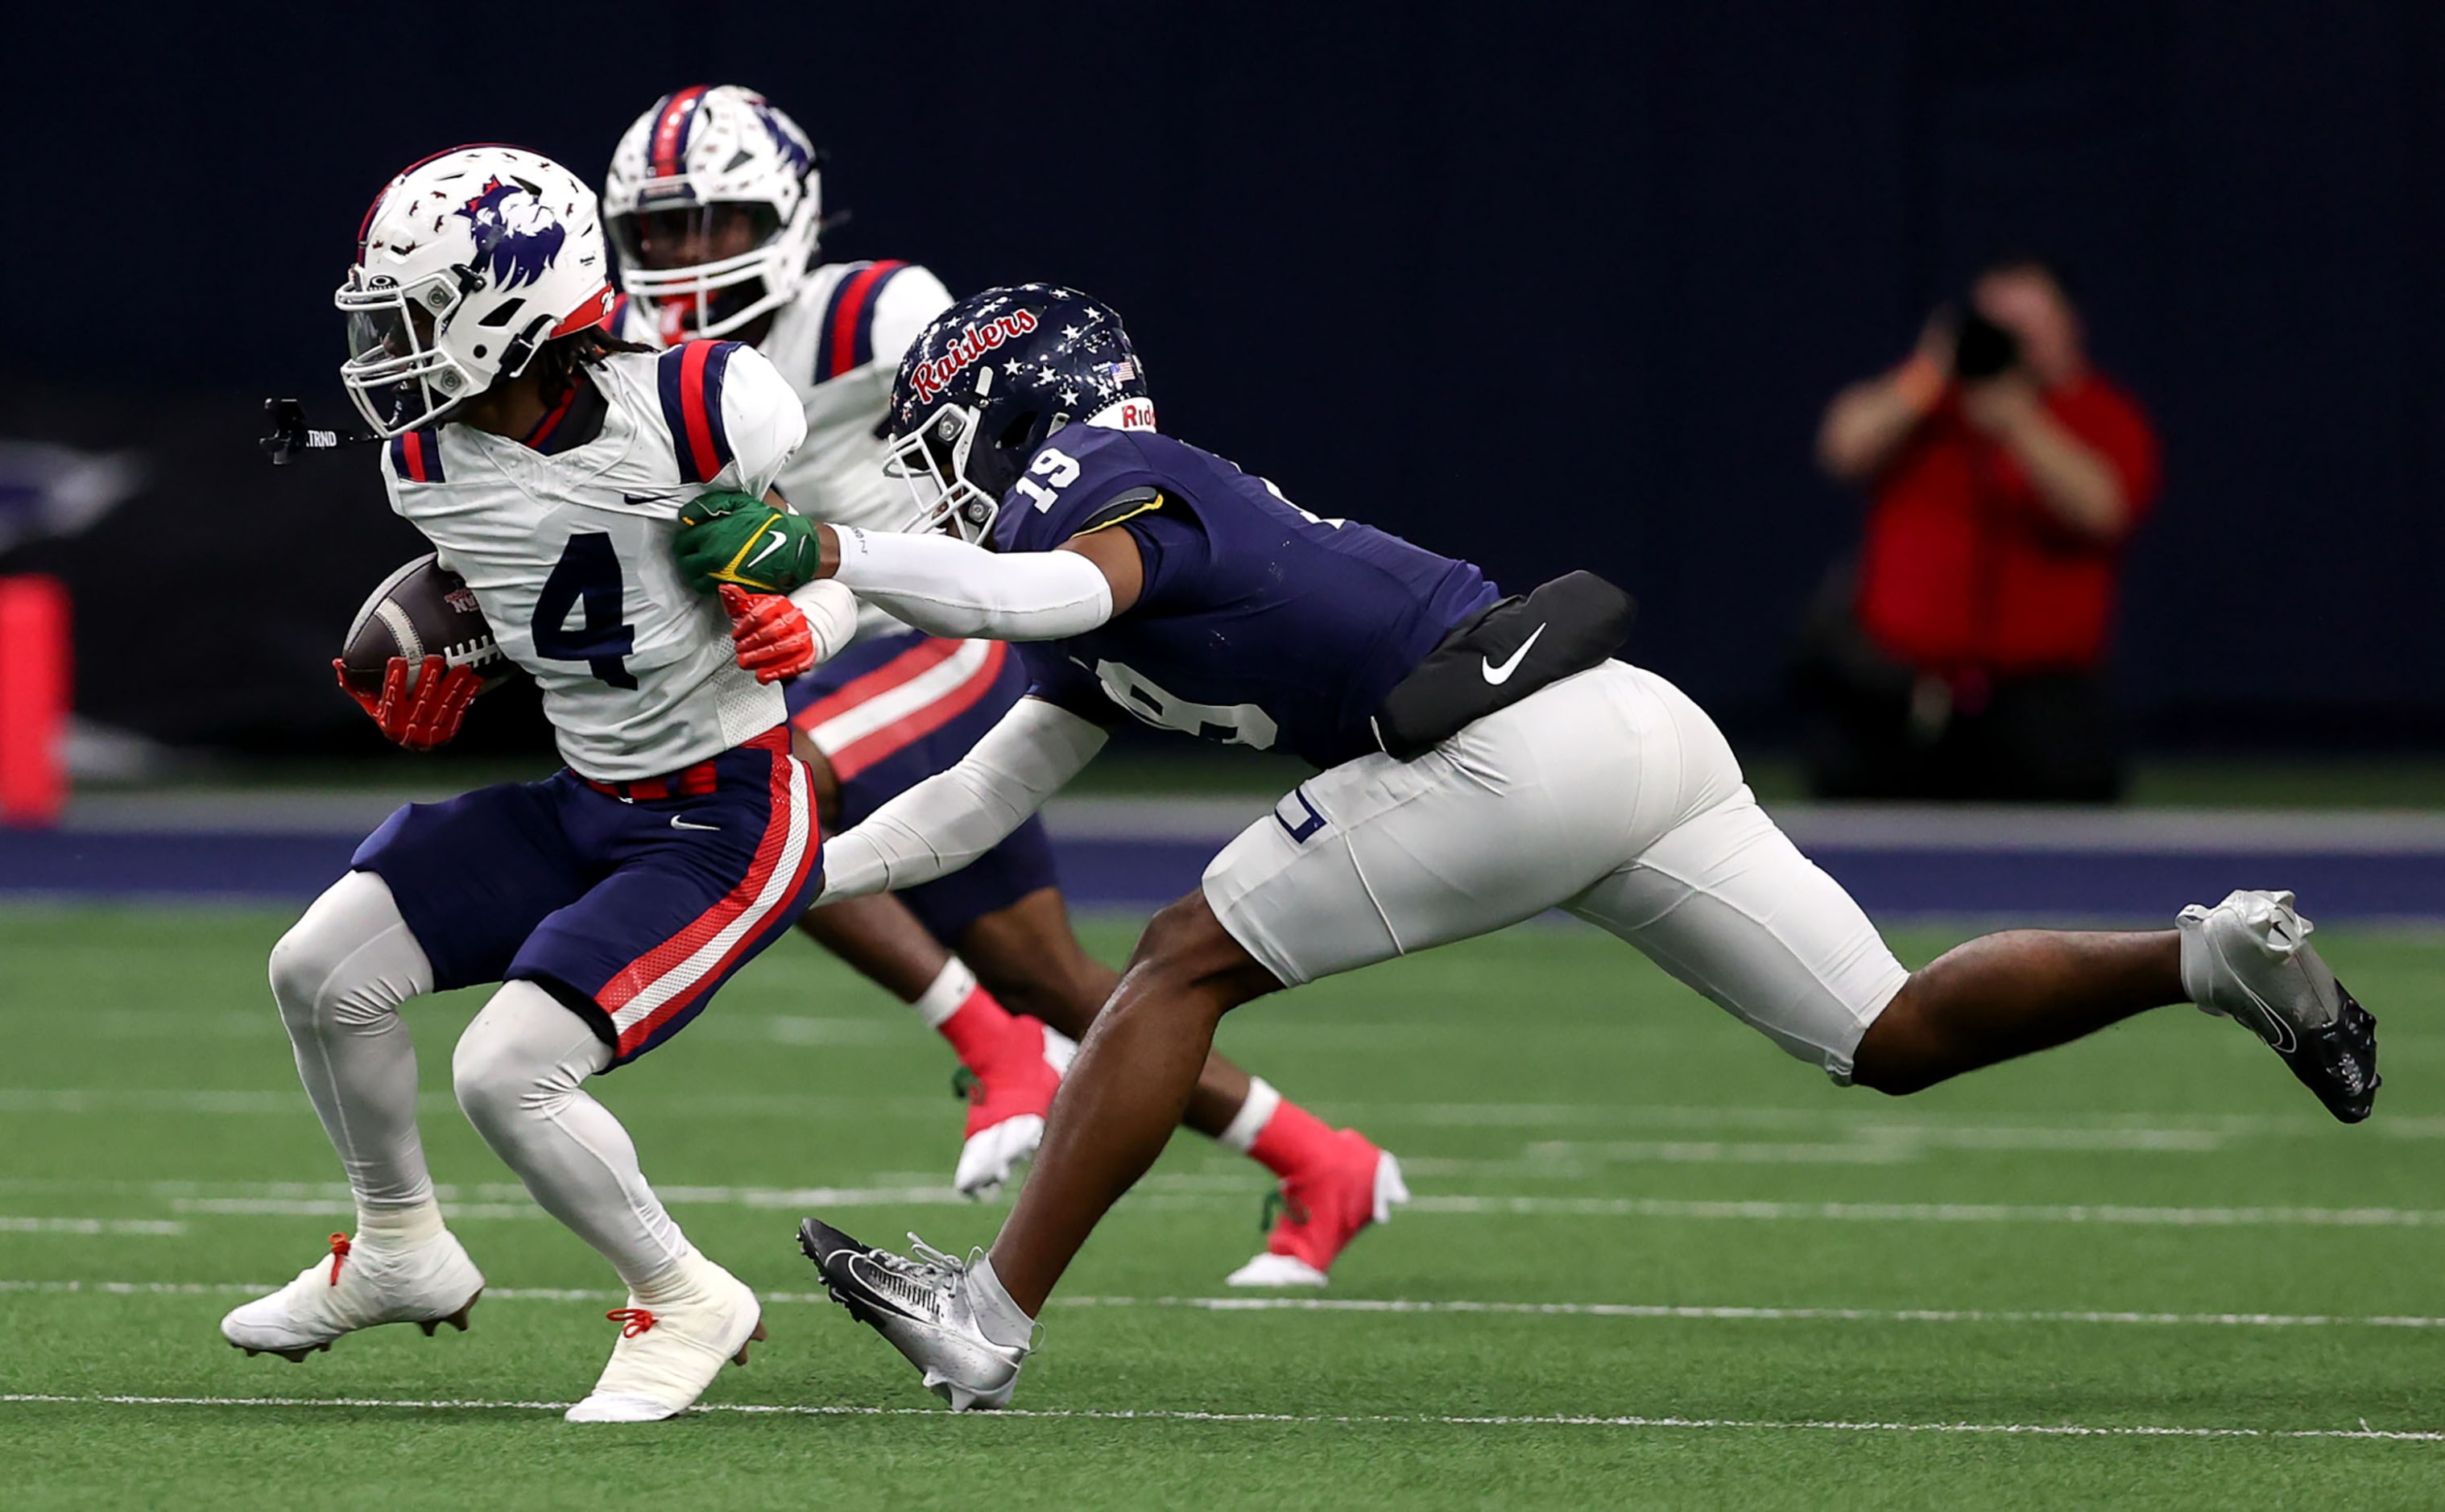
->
[1227, 1128, 1409, 1287]
[948, 1012, 1072, 1198]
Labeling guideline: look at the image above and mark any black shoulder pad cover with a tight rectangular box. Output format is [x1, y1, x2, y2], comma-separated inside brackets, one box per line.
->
[1371, 570, 1636, 760]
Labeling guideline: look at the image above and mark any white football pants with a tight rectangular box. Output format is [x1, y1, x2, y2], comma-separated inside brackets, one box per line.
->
[1202, 660, 1912, 1082]
[267, 870, 690, 1284]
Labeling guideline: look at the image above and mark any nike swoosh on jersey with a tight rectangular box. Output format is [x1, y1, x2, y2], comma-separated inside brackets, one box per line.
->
[622, 491, 682, 506]
[670, 816, 722, 832]
[1481, 623, 1547, 685]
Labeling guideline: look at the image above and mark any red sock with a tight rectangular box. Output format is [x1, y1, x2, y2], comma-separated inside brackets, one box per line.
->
[937, 988, 1020, 1068]
[1247, 1097, 1338, 1181]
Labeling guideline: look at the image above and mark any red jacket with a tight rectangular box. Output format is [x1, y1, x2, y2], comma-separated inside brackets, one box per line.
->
[1854, 373, 2160, 674]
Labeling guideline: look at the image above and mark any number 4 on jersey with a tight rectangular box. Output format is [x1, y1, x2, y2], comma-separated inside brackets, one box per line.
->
[531, 532, 638, 688]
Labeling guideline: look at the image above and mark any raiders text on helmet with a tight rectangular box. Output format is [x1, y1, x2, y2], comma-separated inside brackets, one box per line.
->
[883, 284, 1154, 543]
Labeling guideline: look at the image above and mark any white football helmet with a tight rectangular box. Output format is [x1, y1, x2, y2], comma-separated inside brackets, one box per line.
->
[603, 85, 822, 343]
[337, 147, 616, 438]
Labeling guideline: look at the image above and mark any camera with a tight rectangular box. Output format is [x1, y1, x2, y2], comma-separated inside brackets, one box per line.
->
[1953, 308, 2021, 379]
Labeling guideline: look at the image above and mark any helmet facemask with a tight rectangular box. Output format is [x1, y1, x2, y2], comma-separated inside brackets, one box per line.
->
[883, 403, 1001, 543]
[610, 195, 813, 341]
[336, 270, 481, 436]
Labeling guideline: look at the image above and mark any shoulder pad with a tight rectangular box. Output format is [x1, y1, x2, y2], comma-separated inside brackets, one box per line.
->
[386, 428, 445, 483]
[656, 341, 745, 483]
[812, 260, 916, 382]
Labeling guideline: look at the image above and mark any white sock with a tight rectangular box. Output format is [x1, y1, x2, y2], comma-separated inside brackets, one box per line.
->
[1217, 1076, 1282, 1154]
[452, 981, 692, 1290]
[630, 1248, 707, 1307]
[354, 1199, 445, 1251]
[966, 1255, 1036, 1349]
[911, 957, 979, 1030]
[269, 871, 439, 1214]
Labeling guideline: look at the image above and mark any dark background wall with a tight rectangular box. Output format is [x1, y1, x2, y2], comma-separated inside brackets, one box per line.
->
[6, 0, 2439, 750]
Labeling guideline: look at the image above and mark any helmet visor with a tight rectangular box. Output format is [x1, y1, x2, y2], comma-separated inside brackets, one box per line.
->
[609, 202, 784, 340]
[334, 276, 468, 437]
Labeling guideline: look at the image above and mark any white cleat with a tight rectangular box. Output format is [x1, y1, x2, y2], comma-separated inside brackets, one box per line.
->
[565, 1254, 767, 1423]
[1223, 1253, 1330, 1287]
[2178, 888, 2380, 1123]
[799, 1218, 1028, 1411]
[954, 1115, 1046, 1201]
[220, 1229, 484, 1362]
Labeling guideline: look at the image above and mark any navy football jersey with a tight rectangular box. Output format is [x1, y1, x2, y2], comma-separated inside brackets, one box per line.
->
[990, 427, 1498, 768]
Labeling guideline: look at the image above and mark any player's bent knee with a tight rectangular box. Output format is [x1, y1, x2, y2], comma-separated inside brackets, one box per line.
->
[449, 1024, 523, 1131]
[1849, 1058, 1940, 1097]
[267, 925, 333, 1029]
[452, 981, 591, 1130]
[1126, 890, 1283, 1010]
[269, 870, 420, 1031]
[1846, 985, 1944, 1097]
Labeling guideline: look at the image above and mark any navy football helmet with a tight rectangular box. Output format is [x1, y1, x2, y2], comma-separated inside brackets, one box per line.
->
[883, 283, 1153, 543]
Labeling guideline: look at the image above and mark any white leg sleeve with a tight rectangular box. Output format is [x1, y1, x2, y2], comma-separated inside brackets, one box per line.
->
[267, 870, 437, 1212]
[451, 981, 691, 1289]
[1565, 789, 1911, 1084]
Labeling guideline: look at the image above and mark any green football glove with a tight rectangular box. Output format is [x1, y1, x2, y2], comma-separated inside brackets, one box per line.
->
[672, 491, 825, 595]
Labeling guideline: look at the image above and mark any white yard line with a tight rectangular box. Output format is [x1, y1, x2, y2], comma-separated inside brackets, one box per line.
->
[10, 1278, 2445, 1332]
[14, 1179, 2445, 1229]
[14, 1087, 2445, 1147]
[0, 1219, 182, 1236]
[0, 1390, 2436, 1441]
[160, 1184, 974, 1219]
[168, 1199, 557, 1221]
[0, 1089, 958, 1119]
[1057, 1296, 2445, 1328]
[1404, 1196, 2445, 1226]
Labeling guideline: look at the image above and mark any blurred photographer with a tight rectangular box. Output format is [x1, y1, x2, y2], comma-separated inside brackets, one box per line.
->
[1802, 254, 2160, 800]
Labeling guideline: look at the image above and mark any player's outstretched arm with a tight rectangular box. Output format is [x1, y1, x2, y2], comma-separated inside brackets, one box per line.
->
[818, 525, 1132, 642]
[820, 696, 1108, 901]
[672, 495, 1143, 642]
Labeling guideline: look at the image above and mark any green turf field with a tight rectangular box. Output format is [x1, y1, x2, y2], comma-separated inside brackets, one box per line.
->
[4, 905, 2443, 1508]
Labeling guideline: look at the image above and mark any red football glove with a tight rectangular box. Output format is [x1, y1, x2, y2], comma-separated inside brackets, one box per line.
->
[333, 655, 482, 752]
[720, 583, 819, 684]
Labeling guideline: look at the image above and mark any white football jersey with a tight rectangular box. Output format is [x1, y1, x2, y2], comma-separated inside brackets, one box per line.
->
[379, 344, 805, 781]
[620, 260, 952, 638]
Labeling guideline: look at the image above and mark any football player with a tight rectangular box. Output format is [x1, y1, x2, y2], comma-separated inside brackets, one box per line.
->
[604, 86, 1401, 1283]
[220, 146, 860, 1422]
[674, 285, 2381, 1410]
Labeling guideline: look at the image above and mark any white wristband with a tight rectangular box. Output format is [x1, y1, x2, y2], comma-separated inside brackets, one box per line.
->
[787, 579, 859, 664]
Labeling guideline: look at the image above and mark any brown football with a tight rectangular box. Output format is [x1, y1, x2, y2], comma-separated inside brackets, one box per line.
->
[338, 554, 516, 697]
